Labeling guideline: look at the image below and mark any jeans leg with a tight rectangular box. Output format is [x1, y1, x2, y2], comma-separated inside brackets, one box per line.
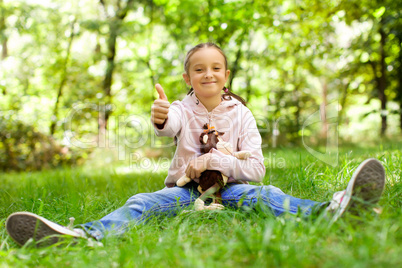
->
[221, 184, 324, 216]
[80, 184, 200, 240]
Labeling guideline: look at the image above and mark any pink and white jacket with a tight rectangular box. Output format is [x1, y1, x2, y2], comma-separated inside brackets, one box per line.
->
[153, 92, 266, 187]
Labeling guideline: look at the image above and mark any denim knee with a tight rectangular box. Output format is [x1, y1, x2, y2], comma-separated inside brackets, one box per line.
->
[126, 193, 151, 205]
[125, 193, 156, 213]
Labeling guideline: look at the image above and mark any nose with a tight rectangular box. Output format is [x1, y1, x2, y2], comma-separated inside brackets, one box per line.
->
[205, 68, 213, 79]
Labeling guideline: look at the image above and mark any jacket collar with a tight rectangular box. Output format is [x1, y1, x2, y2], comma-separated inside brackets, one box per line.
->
[182, 91, 241, 114]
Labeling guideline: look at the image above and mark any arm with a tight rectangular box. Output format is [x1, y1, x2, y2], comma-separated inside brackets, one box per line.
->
[153, 102, 183, 138]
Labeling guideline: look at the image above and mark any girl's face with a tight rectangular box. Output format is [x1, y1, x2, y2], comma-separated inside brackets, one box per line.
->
[183, 47, 230, 102]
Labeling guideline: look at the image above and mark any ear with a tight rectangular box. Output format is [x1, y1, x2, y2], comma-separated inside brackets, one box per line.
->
[203, 135, 208, 144]
[183, 73, 191, 86]
[200, 133, 208, 144]
[225, 69, 230, 81]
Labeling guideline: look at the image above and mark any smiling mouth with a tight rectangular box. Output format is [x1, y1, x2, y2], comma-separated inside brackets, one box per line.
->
[202, 82, 216, 84]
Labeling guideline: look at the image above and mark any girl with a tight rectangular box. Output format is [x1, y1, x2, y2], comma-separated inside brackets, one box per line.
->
[6, 43, 385, 246]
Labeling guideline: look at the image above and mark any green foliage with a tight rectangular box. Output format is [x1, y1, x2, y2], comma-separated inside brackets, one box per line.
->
[0, 113, 87, 171]
[0, 0, 401, 171]
[0, 146, 401, 267]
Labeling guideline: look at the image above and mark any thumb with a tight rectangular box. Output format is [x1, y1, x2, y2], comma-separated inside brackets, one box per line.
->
[155, 84, 168, 101]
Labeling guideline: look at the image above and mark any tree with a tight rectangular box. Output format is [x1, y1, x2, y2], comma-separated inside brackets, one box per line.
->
[341, 0, 402, 136]
[98, 0, 136, 134]
[0, 0, 8, 59]
[50, 18, 77, 135]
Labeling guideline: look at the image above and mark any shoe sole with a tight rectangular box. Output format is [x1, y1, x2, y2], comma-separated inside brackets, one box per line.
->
[332, 158, 385, 222]
[6, 212, 80, 247]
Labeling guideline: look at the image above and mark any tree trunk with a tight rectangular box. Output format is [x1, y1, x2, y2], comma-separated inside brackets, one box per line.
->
[1, 39, 7, 59]
[99, 0, 134, 133]
[339, 81, 350, 126]
[228, 33, 246, 90]
[102, 19, 118, 130]
[399, 105, 402, 133]
[0, 0, 8, 59]
[320, 80, 328, 144]
[244, 35, 253, 102]
[369, 22, 388, 137]
[397, 34, 402, 133]
[145, 1, 156, 87]
[293, 86, 301, 145]
[378, 24, 387, 136]
[293, 66, 301, 137]
[50, 19, 76, 135]
[228, 42, 243, 90]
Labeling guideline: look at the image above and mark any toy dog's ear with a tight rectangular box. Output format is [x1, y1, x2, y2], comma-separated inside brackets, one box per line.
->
[200, 133, 208, 144]
[203, 135, 208, 144]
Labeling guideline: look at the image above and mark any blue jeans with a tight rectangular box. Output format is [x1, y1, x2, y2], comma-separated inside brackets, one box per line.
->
[81, 182, 323, 240]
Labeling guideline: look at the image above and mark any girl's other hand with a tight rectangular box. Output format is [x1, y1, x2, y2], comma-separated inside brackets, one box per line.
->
[151, 84, 170, 126]
[185, 153, 212, 179]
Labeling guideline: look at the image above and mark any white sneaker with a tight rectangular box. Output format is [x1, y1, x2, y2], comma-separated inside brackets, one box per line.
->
[6, 212, 86, 247]
[326, 158, 386, 223]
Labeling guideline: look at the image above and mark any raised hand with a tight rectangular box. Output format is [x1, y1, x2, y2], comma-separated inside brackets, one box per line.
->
[151, 84, 170, 125]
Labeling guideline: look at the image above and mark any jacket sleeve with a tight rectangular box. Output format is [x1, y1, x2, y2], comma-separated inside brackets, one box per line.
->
[153, 101, 183, 137]
[207, 109, 266, 183]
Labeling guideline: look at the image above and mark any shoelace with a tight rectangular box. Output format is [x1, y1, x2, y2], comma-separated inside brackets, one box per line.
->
[327, 190, 346, 211]
[65, 217, 103, 247]
[67, 217, 75, 230]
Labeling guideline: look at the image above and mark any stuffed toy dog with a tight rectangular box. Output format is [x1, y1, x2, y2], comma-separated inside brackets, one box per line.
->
[176, 124, 250, 210]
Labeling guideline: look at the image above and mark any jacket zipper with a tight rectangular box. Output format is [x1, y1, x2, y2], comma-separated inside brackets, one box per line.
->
[208, 111, 213, 126]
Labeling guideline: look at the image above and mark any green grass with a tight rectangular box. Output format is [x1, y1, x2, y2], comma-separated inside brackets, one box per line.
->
[0, 145, 401, 267]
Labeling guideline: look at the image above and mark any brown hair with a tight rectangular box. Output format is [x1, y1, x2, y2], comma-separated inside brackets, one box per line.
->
[184, 42, 246, 106]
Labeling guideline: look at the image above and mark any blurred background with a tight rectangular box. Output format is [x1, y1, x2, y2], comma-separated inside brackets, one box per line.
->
[0, 0, 401, 172]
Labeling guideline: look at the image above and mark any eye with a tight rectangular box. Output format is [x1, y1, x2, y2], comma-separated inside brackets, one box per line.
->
[214, 67, 221, 70]
[195, 68, 203, 72]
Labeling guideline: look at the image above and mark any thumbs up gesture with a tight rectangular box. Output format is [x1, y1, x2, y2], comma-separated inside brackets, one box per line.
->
[151, 84, 170, 125]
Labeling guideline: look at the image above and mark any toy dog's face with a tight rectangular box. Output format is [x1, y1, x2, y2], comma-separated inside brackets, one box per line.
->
[199, 130, 223, 154]
[199, 124, 224, 154]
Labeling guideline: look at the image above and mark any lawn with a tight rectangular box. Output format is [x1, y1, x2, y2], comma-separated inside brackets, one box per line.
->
[0, 144, 401, 267]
